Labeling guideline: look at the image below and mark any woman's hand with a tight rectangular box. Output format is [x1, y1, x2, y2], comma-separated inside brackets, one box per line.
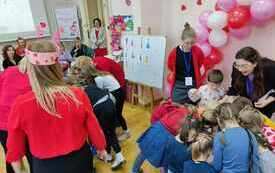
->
[255, 96, 275, 108]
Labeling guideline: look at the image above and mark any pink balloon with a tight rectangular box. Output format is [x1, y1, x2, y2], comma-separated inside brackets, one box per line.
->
[251, 0, 275, 21]
[229, 25, 252, 39]
[196, 42, 212, 57]
[199, 10, 213, 28]
[217, 0, 237, 12]
[195, 24, 210, 43]
[250, 17, 269, 27]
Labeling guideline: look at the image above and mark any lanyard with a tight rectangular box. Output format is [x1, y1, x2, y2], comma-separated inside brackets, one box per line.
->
[183, 52, 192, 76]
[180, 45, 192, 76]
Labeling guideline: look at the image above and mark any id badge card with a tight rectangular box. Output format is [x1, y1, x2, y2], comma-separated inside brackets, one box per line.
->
[185, 77, 193, 86]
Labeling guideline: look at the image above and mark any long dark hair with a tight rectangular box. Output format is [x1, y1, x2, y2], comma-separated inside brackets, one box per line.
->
[234, 47, 265, 99]
[2, 45, 16, 60]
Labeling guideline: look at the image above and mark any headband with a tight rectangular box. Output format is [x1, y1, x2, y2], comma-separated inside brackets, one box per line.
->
[25, 49, 59, 65]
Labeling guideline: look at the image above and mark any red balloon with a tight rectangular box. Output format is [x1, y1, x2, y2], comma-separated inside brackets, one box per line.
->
[228, 6, 251, 29]
[207, 48, 223, 64]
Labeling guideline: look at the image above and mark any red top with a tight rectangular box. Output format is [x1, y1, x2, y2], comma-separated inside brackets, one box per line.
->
[151, 100, 177, 124]
[93, 56, 126, 87]
[95, 30, 99, 40]
[167, 45, 211, 97]
[7, 87, 106, 162]
[0, 66, 31, 130]
[160, 107, 190, 136]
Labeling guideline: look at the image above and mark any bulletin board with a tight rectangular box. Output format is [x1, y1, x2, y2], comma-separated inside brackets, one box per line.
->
[122, 35, 166, 89]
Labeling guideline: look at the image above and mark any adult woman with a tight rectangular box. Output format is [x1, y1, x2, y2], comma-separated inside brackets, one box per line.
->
[167, 23, 209, 104]
[0, 61, 31, 173]
[2, 45, 22, 70]
[228, 47, 275, 118]
[90, 18, 107, 57]
[6, 41, 106, 173]
[15, 37, 27, 57]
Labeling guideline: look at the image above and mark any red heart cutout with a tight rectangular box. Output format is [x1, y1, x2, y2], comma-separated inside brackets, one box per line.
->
[181, 4, 187, 11]
[40, 22, 47, 28]
[197, 0, 202, 6]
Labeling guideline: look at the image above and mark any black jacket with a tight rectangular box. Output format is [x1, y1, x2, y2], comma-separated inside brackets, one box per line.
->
[2, 56, 22, 70]
[70, 44, 93, 58]
[228, 58, 275, 118]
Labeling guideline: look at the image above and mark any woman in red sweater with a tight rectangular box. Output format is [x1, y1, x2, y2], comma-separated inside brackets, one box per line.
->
[6, 41, 106, 173]
[167, 23, 209, 104]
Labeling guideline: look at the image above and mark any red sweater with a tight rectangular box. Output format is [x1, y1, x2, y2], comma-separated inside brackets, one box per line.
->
[160, 107, 190, 136]
[0, 66, 31, 130]
[7, 87, 106, 162]
[167, 45, 211, 97]
[93, 56, 126, 87]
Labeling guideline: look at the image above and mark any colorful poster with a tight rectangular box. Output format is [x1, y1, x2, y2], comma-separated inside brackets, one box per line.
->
[55, 6, 80, 40]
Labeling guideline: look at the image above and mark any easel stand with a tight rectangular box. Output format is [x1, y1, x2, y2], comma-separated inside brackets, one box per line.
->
[128, 27, 157, 110]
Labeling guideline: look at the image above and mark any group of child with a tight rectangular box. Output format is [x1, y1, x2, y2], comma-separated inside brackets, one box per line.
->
[130, 69, 275, 173]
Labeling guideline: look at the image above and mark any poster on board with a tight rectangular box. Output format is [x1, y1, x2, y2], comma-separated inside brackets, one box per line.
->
[55, 6, 80, 40]
[122, 35, 166, 89]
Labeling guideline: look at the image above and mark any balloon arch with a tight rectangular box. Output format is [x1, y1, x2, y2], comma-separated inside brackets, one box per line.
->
[195, 0, 275, 68]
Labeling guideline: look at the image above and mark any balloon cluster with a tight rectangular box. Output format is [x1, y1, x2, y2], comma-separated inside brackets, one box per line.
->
[195, 0, 275, 66]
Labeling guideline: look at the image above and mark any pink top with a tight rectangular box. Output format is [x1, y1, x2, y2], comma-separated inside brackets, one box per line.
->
[0, 66, 31, 130]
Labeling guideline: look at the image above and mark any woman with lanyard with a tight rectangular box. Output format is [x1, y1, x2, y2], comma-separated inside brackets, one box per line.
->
[228, 47, 275, 119]
[167, 23, 208, 104]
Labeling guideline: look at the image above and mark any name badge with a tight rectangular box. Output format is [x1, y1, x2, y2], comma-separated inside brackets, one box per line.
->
[185, 77, 193, 86]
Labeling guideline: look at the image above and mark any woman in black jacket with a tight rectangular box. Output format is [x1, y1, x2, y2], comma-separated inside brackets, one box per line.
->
[2, 45, 21, 70]
[228, 47, 275, 118]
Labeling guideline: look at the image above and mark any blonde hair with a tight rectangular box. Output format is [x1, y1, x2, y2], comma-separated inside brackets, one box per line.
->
[213, 103, 240, 144]
[26, 40, 80, 116]
[181, 23, 196, 41]
[192, 133, 213, 160]
[73, 56, 110, 77]
[239, 106, 272, 150]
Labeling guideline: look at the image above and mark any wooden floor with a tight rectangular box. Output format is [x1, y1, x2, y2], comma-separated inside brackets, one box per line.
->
[0, 103, 159, 173]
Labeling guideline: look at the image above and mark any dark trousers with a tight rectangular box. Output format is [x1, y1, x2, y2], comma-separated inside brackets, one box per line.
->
[94, 100, 121, 154]
[111, 87, 128, 130]
[32, 144, 92, 173]
[0, 130, 33, 173]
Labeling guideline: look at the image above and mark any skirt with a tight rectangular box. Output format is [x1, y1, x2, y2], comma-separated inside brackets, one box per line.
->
[137, 122, 174, 167]
[172, 80, 193, 104]
[32, 144, 93, 173]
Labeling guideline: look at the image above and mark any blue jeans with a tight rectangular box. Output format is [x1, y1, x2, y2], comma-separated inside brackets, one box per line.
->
[131, 152, 146, 173]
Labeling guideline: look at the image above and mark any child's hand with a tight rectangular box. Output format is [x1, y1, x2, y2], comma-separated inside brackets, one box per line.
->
[97, 150, 107, 161]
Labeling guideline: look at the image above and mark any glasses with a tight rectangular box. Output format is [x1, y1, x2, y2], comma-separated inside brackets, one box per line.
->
[233, 62, 251, 70]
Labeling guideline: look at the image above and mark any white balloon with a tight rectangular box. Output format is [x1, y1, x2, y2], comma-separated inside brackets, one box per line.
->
[237, 0, 252, 6]
[209, 30, 228, 48]
[207, 11, 228, 29]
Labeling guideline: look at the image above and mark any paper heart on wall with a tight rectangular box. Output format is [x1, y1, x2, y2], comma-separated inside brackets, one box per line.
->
[125, 0, 132, 6]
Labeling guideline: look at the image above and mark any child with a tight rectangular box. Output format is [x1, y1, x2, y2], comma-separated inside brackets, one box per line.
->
[73, 56, 130, 141]
[131, 110, 199, 173]
[183, 133, 216, 173]
[188, 69, 225, 107]
[59, 42, 73, 75]
[75, 64, 125, 170]
[212, 103, 261, 173]
[239, 106, 275, 173]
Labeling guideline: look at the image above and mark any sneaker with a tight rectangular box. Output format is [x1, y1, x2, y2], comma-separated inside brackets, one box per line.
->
[118, 130, 131, 141]
[111, 153, 125, 170]
[105, 153, 113, 163]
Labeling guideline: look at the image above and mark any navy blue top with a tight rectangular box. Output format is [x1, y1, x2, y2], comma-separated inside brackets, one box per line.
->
[165, 137, 191, 173]
[183, 160, 217, 173]
[175, 46, 195, 84]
